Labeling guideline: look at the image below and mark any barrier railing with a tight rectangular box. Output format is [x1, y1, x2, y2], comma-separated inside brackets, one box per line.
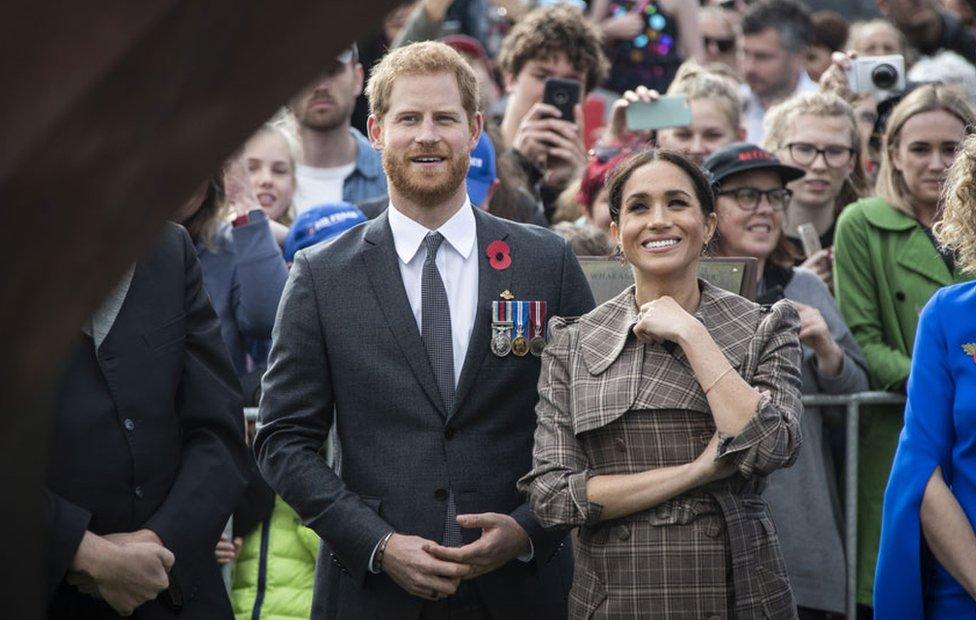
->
[246, 391, 907, 617]
[801, 391, 905, 618]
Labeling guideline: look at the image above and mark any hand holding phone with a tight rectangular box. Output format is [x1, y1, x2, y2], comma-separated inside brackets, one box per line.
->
[624, 94, 692, 132]
[542, 78, 582, 121]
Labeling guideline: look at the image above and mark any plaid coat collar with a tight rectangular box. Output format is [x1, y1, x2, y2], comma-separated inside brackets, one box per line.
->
[579, 279, 760, 376]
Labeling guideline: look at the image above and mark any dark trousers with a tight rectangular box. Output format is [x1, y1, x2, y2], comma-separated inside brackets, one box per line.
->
[418, 582, 490, 620]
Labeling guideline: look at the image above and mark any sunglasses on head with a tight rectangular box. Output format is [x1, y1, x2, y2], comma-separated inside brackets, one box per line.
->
[704, 36, 736, 53]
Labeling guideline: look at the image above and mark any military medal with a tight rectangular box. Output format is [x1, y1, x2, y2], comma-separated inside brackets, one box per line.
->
[529, 300, 547, 357]
[511, 301, 529, 357]
[490, 300, 512, 357]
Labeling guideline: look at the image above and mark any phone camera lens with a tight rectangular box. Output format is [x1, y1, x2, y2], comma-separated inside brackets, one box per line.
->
[554, 92, 568, 105]
[871, 64, 898, 90]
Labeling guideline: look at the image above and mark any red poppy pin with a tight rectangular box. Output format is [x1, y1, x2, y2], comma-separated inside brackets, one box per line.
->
[964, 343, 976, 363]
[486, 239, 512, 271]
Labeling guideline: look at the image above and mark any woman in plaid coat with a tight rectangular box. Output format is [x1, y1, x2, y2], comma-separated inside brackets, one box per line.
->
[519, 150, 803, 619]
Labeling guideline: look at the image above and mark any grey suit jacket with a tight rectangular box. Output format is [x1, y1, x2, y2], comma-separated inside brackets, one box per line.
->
[255, 207, 595, 619]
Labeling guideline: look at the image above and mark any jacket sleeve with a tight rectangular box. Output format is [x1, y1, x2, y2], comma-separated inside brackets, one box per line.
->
[144, 227, 249, 600]
[254, 250, 392, 585]
[44, 491, 92, 598]
[834, 207, 912, 390]
[717, 300, 803, 477]
[391, 2, 444, 47]
[517, 319, 603, 529]
[874, 288, 955, 619]
[511, 241, 596, 561]
[229, 210, 289, 340]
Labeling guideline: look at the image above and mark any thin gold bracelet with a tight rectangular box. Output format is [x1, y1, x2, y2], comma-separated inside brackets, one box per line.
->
[704, 366, 735, 396]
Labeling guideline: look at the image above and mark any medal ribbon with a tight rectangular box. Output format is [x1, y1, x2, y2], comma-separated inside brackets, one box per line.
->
[514, 301, 526, 337]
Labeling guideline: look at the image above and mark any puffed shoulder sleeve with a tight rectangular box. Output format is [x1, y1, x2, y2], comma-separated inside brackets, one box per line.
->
[716, 299, 803, 477]
[517, 317, 603, 528]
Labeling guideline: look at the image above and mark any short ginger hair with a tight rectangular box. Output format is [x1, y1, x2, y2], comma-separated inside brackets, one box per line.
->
[497, 4, 608, 93]
[366, 41, 480, 121]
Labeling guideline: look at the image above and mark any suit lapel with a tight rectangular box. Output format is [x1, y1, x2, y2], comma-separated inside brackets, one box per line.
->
[362, 213, 448, 417]
[452, 210, 513, 418]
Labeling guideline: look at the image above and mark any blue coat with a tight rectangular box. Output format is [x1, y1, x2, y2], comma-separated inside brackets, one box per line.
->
[875, 280, 976, 618]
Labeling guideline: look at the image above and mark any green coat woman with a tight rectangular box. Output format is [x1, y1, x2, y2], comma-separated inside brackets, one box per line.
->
[835, 196, 968, 605]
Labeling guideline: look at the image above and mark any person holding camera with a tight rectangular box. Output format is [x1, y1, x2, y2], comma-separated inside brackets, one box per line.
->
[520, 148, 803, 619]
[495, 4, 608, 221]
[874, 132, 976, 619]
[703, 142, 870, 617]
[833, 83, 975, 610]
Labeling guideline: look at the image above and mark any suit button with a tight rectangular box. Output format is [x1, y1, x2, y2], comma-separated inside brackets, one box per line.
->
[614, 438, 626, 453]
[698, 432, 711, 445]
[616, 525, 630, 541]
[123, 418, 135, 431]
[895, 291, 906, 301]
[444, 427, 455, 439]
[655, 505, 670, 520]
[434, 488, 448, 501]
[134, 486, 144, 499]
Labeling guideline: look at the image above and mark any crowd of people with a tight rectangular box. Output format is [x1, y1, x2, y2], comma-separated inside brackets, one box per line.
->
[45, 0, 976, 618]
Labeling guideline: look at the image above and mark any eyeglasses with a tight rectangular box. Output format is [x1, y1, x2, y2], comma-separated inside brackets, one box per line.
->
[703, 36, 736, 53]
[716, 187, 792, 212]
[784, 142, 855, 168]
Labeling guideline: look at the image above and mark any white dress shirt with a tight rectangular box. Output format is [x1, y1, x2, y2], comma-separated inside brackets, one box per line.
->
[741, 69, 818, 144]
[387, 198, 479, 387]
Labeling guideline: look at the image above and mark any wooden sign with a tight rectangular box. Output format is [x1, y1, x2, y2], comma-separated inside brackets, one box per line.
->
[578, 256, 758, 305]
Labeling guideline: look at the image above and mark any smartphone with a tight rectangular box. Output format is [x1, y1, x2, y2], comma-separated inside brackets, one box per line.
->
[542, 78, 582, 121]
[625, 95, 692, 131]
[797, 222, 822, 258]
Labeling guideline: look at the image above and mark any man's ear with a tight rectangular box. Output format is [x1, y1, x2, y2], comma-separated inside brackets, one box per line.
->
[503, 71, 516, 95]
[367, 115, 384, 151]
[353, 63, 365, 98]
[470, 111, 485, 150]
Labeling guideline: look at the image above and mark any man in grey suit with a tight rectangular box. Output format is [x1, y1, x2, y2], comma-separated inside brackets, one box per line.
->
[255, 41, 594, 618]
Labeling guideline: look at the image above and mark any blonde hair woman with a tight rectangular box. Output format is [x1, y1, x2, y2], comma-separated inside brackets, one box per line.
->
[242, 123, 301, 245]
[875, 133, 976, 618]
[762, 91, 869, 286]
[833, 84, 975, 609]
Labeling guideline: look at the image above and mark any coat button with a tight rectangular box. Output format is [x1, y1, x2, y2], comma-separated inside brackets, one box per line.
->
[134, 486, 144, 499]
[444, 426, 455, 439]
[123, 418, 135, 431]
[616, 525, 630, 541]
[699, 432, 711, 445]
[614, 438, 626, 453]
[434, 488, 448, 501]
[655, 505, 670, 520]
[895, 291, 906, 301]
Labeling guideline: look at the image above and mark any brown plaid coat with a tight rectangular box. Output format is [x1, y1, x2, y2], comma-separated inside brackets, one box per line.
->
[518, 281, 803, 619]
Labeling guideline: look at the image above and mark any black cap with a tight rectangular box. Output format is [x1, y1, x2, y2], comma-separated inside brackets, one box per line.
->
[702, 142, 805, 187]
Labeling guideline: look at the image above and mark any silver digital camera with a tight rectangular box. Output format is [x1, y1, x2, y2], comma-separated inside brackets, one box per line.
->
[846, 54, 906, 102]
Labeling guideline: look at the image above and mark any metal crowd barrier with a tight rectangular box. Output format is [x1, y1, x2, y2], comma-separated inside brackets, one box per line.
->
[245, 391, 907, 617]
[801, 391, 906, 619]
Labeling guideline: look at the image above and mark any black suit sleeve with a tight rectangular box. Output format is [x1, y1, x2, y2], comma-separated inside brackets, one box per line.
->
[254, 250, 393, 585]
[44, 490, 92, 598]
[144, 227, 248, 597]
[511, 239, 596, 564]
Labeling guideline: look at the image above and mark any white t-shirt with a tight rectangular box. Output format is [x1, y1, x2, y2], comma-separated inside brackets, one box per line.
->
[294, 162, 357, 213]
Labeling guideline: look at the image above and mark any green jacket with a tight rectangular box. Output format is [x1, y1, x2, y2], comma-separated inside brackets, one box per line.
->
[834, 197, 969, 605]
[231, 496, 319, 620]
